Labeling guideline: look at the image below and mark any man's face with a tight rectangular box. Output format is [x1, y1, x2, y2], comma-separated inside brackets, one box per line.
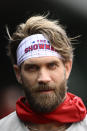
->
[15, 56, 72, 113]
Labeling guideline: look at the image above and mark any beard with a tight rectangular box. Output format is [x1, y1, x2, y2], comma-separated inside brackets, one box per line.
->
[22, 80, 67, 113]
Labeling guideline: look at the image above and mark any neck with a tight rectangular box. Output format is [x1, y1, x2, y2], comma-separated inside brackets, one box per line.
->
[25, 122, 71, 131]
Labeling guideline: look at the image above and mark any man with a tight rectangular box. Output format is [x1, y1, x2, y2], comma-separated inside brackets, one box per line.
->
[0, 15, 87, 131]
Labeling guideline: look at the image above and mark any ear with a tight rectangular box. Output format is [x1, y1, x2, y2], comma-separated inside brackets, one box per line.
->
[13, 64, 22, 84]
[64, 60, 72, 80]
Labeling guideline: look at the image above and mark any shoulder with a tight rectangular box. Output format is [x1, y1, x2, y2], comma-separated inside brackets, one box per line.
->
[67, 115, 87, 131]
[0, 111, 28, 131]
[0, 112, 18, 123]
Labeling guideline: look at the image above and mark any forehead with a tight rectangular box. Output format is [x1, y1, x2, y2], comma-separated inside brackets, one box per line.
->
[23, 56, 62, 65]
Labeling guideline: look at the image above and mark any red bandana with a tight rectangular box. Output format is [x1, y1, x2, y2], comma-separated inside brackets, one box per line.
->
[16, 92, 86, 124]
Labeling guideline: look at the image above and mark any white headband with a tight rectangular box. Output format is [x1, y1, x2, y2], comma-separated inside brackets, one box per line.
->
[17, 34, 62, 66]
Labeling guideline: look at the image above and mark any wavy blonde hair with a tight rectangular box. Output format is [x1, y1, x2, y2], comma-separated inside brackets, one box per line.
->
[7, 15, 73, 64]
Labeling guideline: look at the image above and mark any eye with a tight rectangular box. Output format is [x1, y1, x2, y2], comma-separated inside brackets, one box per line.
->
[48, 62, 58, 70]
[24, 64, 39, 72]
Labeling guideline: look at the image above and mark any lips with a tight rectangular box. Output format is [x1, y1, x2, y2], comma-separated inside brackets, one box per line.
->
[33, 84, 55, 93]
[37, 89, 54, 93]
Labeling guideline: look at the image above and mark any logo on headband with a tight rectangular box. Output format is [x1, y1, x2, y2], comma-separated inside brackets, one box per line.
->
[25, 41, 55, 53]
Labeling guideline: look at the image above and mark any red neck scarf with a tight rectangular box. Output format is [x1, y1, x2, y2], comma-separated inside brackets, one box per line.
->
[16, 92, 86, 124]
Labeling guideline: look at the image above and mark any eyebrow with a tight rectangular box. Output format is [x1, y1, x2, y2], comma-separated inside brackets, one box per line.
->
[24, 60, 60, 66]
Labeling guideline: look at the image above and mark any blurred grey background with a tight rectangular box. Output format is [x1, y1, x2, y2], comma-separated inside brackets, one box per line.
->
[0, 0, 87, 118]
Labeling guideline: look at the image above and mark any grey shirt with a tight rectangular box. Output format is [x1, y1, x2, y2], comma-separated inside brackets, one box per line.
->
[0, 112, 87, 131]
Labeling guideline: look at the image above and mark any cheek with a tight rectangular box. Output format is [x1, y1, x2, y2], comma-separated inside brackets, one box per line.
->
[51, 69, 65, 83]
[21, 72, 38, 87]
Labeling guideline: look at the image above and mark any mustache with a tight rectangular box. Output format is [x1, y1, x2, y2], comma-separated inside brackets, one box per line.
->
[32, 83, 55, 92]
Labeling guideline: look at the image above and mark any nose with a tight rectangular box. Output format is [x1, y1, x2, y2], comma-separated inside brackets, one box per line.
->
[37, 67, 51, 84]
